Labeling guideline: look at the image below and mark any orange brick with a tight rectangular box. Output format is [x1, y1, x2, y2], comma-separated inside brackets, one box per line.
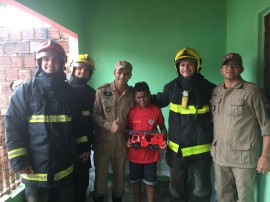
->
[4, 43, 17, 55]
[18, 41, 30, 54]
[60, 31, 69, 39]
[57, 40, 69, 54]
[5, 69, 18, 81]
[18, 69, 31, 80]
[48, 28, 60, 39]
[0, 96, 8, 108]
[0, 57, 11, 68]
[22, 28, 34, 40]
[1, 83, 12, 96]
[23, 55, 36, 67]
[11, 56, 23, 68]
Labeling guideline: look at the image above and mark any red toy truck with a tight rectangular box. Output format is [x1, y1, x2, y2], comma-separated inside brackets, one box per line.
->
[127, 130, 165, 149]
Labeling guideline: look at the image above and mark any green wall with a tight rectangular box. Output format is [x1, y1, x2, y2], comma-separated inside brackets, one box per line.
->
[85, 0, 226, 126]
[226, 1, 270, 201]
[86, 0, 226, 90]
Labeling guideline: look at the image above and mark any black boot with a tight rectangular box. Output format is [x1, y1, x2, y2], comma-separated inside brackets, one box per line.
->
[92, 196, 104, 202]
[112, 194, 122, 202]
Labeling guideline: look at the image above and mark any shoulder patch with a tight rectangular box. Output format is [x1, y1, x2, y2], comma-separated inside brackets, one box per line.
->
[104, 91, 113, 96]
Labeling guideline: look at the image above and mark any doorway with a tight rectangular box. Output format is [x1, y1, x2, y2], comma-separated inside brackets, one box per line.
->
[264, 13, 270, 100]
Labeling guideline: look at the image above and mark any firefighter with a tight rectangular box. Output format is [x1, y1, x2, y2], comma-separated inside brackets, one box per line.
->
[92, 61, 136, 202]
[68, 54, 96, 202]
[152, 47, 216, 202]
[5, 40, 89, 202]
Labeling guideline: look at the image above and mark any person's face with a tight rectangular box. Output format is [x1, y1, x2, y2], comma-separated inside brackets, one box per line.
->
[41, 56, 61, 73]
[135, 91, 150, 108]
[114, 68, 132, 86]
[220, 60, 243, 81]
[178, 59, 196, 79]
[74, 65, 91, 79]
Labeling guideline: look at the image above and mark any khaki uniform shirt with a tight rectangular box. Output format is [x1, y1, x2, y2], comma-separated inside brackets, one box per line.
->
[92, 82, 135, 157]
[211, 80, 270, 168]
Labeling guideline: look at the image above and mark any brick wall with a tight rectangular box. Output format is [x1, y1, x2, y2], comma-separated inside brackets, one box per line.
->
[0, 27, 70, 115]
[0, 115, 20, 197]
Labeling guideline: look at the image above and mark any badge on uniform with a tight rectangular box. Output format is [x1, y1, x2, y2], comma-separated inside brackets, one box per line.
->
[181, 90, 189, 109]
[148, 119, 154, 125]
[104, 92, 113, 96]
[106, 107, 111, 113]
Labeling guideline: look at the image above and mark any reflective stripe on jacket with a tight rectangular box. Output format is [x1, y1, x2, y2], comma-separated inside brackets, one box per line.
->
[153, 73, 215, 158]
[5, 75, 79, 187]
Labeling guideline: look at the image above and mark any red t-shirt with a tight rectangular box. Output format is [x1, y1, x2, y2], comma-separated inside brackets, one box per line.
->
[127, 103, 165, 164]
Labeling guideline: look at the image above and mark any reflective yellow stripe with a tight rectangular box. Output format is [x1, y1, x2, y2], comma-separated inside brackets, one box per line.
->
[181, 144, 211, 157]
[170, 103, 209, 114]
[81, 110, 90, 116]
[28, 115, 71, 123]
[168, 140, 179, 153]
[168, 140, 211, 157]
[8, 148, 27, 159]
[76, 136, 88, 143]
[54, 165, 73, 180]
[21, 173, 47, 181]
[21, 165, 74, 181]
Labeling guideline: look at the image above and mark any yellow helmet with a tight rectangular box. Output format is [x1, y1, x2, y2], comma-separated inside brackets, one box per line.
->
[73, 54, 95, 71]
[174, 47, 202, 71]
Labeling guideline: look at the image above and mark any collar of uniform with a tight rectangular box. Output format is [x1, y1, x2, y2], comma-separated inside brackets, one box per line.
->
[111, 81, 132, 93]
[222, 78, 244, 89]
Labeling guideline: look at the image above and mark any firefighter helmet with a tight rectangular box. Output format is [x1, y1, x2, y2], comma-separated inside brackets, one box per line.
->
[71, 54, 95, 75]
[35, 40, 66, 69]
[174, 47, 202, 72]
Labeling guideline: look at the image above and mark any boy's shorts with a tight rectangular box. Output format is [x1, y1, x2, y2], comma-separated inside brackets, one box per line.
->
[129, 161, 157, 185]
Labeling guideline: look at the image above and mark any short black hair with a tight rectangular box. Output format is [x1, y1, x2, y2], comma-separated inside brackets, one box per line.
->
[134, 81, 150, 93]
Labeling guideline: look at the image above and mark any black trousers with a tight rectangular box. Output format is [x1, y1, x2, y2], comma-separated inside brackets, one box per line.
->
[25, 182, 74, 202]
[74, 158, 91, 202]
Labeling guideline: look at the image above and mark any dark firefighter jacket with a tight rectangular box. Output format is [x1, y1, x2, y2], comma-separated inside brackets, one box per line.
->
[68, 75, 96, 153]
[152, 73, 215, 159]
[5, 71, 87, 188]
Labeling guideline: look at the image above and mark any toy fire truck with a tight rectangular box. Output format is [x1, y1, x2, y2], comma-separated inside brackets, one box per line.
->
[127, 130, 165, 149]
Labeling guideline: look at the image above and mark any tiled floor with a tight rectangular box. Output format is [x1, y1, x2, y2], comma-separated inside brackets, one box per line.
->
[85, 177, 216, 202]
[86, 155, 217, 202]
[86, 178, 171, 202]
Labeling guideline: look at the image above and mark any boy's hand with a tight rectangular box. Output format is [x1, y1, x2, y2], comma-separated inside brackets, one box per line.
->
[79, 152, 89, 163]
[127, 139, 131, 148]
[160, 140, 167, 149]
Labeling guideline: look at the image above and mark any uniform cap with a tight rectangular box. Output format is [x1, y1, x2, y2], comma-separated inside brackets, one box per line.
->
[222, 53, 242, 66]
[114, 61, 132, 72]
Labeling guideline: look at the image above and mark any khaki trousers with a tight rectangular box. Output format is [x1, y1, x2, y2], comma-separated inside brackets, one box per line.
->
[93, 152, 127, 198]
[214, 163, 256, 202]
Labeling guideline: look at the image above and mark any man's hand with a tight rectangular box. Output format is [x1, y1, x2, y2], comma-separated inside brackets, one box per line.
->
[79, 152, 90, 163]
[256, 156, 270, 174]
[110, 118, 121, 134]
[18, 166, 34, 175]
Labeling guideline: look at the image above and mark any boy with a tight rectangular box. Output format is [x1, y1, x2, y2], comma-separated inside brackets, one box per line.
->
[127, 81, 167, 202]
